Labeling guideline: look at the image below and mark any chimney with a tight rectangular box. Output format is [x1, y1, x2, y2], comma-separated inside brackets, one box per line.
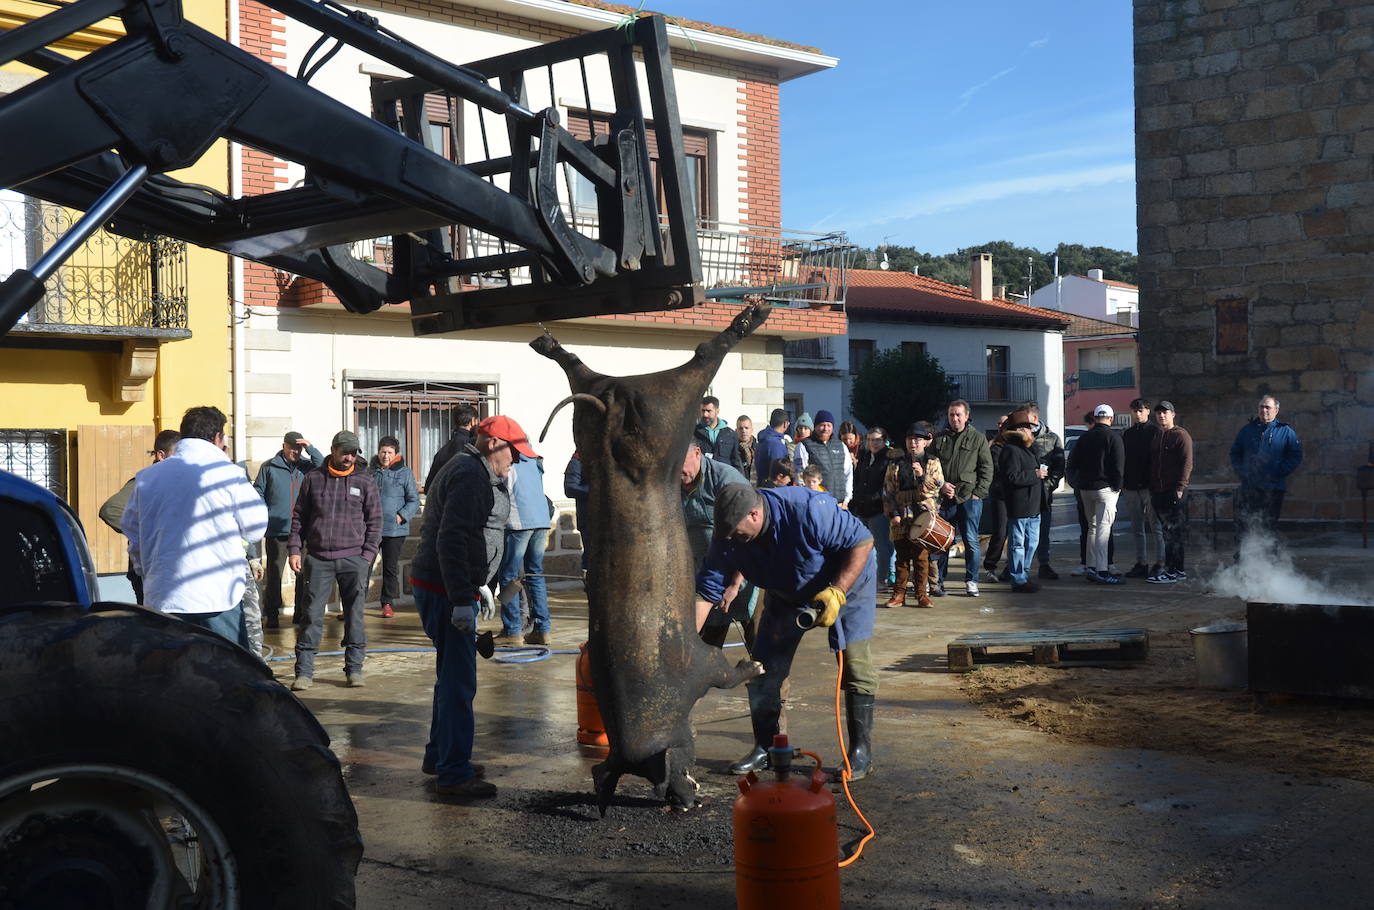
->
[1088, 268, 1105, 282]
[994, 284, 1007, 299]
[970, 253, 993, 300]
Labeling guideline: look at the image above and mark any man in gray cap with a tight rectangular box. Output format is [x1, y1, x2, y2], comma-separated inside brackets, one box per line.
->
[253, 429, 324, 627]
[695, 482, 878, 782]
[288, 430, 381, 690]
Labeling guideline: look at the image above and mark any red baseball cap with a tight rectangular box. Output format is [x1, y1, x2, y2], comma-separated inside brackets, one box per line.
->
[477, 415, 536, 457]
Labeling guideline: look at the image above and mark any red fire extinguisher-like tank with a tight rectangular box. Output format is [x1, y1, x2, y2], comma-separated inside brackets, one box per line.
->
[733, 734, 840, 909]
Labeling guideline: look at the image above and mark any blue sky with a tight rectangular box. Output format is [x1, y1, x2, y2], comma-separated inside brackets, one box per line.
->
[664, 0, 1137, 254]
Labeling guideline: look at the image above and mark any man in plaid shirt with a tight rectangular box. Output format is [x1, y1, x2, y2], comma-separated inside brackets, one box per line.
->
[289, 429, 381, 690]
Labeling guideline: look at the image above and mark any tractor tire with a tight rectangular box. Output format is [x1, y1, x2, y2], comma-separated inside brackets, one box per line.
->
[0, 604, 362, 909]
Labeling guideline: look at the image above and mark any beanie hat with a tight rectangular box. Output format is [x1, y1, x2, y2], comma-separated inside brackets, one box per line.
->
[814, 409, 836, 427]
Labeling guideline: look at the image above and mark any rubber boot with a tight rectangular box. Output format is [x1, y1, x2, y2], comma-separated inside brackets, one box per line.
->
[883, 563, 909, 607]
[842, 693, 875, 781]
[729, 702, 781, 775]
[914, 555, 933, 608]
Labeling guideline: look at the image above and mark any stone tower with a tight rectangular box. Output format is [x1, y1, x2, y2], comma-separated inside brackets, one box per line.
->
[1133, 0, 1374, 521]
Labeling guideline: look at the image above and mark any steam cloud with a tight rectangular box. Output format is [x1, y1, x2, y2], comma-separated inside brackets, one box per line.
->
[1207, 527, 1373, 606]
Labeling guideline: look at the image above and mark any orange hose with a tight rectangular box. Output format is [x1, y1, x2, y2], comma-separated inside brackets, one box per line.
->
[833, 648, 875, 867]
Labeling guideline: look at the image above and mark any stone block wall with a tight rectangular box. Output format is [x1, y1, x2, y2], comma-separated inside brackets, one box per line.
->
[1134, 0, 1374, 520]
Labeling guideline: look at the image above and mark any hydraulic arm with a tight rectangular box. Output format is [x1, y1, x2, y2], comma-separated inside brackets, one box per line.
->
[0, 0, 704, 334]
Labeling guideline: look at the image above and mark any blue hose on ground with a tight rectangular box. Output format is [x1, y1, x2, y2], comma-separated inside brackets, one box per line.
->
[263, 640, 743, 664]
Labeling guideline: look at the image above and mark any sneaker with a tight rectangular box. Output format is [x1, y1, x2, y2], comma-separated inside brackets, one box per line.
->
[983, 568, 1001, 583]
[1011, 581, 1041, 594]
[1107, 564, 1123, 577]
[1149, 563, 1163, 578]
[1071, 565, 1088, 577]
[928, 586, 946, 598]
[1038, 565, 1060, 580]
[1125, 562, 1150, 579]
[290, 676, 313, 692]
[966, 581, 980, 597]
[1172, 569, 1188, 581]
[381, 603, 395, 618]
[346, 672, 365, 688]
[1098, 572, 1125, 585]
[1146, 570, 1177, 584]
[524, 629, 549, 646]
[436, 776, 497, 800]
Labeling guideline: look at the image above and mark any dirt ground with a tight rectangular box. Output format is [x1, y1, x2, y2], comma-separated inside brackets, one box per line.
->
[959, 626, 1374, 787]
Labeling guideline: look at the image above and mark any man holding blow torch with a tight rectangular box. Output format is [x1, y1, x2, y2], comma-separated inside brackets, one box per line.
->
[694, 483, 877, 781]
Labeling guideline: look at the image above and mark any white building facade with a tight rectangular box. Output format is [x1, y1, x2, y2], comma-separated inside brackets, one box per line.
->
[1025, 270, 1140, 328]
[787, 263, 1070, 436]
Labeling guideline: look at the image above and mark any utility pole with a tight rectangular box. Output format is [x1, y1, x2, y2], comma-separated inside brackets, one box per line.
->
[1025, 256, 1034, 301]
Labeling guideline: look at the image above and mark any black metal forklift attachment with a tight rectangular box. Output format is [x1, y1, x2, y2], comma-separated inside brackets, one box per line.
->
[0, 0, 704, 334]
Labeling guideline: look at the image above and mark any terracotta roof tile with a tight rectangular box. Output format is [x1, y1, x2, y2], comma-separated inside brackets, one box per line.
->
[845, 269, 1072, 329]
[1064, 313, 1137, 338]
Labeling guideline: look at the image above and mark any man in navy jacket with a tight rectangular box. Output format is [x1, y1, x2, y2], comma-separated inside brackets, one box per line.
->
[1229, 395, 1303, 544]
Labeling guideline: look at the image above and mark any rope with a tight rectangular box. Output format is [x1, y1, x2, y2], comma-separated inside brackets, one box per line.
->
[833, 648, 875, 867]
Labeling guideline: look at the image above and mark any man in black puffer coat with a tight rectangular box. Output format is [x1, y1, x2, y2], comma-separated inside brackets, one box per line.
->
[997, 415, 1050, 593]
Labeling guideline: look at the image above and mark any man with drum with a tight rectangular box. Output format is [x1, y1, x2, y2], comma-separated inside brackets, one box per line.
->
[882, 422, 944, 607]
[695, 483, 877, 781]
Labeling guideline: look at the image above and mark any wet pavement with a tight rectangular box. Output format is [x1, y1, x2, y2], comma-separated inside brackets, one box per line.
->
[264, 524, 1374, 909]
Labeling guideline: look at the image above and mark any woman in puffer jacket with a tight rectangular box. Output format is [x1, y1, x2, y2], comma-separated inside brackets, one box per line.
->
[369, 435, 420, 617]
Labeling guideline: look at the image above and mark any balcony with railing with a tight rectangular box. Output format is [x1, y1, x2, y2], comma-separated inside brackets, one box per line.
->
[348, 217, 856, 312]
[946, 371, 1039, 404]
[1, 194, 189, 339]
[1077, 367, 1136, 390]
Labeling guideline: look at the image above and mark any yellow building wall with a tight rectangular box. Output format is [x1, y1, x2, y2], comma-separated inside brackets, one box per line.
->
[1, 0, 232, 503]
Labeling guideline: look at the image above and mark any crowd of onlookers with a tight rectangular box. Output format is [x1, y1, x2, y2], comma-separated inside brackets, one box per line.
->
[100, 388, 1304, 801]
[673, 391, 1304, 603]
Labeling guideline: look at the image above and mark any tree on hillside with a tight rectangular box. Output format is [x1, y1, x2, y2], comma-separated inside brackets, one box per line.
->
[851, 241, 1137, 294]
[850, 348, 951, 436]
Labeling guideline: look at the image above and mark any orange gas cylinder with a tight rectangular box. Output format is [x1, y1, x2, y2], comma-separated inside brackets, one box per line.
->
[733, 735, 840, 909]
[575, 642, 610, 755]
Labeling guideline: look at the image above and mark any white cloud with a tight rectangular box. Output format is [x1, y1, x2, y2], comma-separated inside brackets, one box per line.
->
[1028, 32, 1051, 49]
[953, 66, 1017, 114]
[872, 162, 1136, 223]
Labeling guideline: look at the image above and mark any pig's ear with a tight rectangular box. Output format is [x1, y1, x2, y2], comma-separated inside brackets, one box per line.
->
[539, 393, 607, 442]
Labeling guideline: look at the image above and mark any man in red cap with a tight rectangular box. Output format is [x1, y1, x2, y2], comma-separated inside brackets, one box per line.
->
[409, 413, 534, 800]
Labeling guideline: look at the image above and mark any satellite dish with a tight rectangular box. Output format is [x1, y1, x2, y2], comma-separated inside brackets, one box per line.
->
[879, 251, 890, 270]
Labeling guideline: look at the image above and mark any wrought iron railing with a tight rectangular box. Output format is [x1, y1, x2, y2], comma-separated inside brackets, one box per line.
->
[0, 193, 188, 334]
[1078, 367, 1135, 390]
[350, 217, 856, 308]
[946, 371, 1039, 404]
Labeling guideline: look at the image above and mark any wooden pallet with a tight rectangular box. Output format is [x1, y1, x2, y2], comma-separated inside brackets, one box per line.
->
[947, 628, 1150, 670]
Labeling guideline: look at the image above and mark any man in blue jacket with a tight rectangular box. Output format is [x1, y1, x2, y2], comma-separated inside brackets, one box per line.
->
[695, 483, 877, 781]
[752, 408, 791, 484]
[1230, 395, 1303, 544]
[253, 430, 325, 628]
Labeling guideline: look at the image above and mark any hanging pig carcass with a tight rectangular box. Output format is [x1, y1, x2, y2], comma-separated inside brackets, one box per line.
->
[532, 303, 767, 813]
